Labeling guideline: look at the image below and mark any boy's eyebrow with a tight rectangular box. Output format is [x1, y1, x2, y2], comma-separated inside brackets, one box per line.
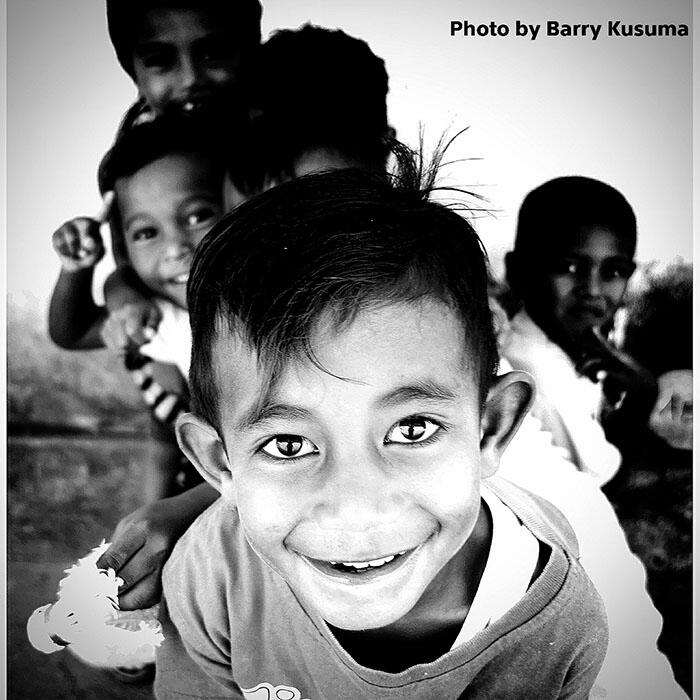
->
[236, 402, 312, 432]
[133, 41, 175, 56]
[377, 380, 458, 408]
[236, 380, 457, 432]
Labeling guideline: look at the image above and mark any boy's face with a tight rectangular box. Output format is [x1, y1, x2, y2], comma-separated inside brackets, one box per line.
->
[132, 8, 243, 115]
[195, 300, 494, 631]
[535, 227, 635, 347]
[116, 152, 223, 308]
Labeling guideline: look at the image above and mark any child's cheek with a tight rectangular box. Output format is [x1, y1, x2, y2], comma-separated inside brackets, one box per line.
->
[235, 469, 303, 539]
[415, 452, 482, 526]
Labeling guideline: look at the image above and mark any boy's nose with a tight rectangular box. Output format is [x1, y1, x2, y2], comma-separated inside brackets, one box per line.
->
[178, 55, 204, 90]
[163, 232, 193, 262]
[579, 267, 603, 296]
[311, 450, 406, 528]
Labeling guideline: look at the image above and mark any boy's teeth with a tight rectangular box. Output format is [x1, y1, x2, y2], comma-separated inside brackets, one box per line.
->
[367, 555, 396, 567]
[328, 554, 400, 571]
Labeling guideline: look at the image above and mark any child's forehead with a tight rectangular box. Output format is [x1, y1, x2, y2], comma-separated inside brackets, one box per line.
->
[116, 151, 217, 188]
[113, 151, 221, 213]
[560, 225, 635, 257]
[213, 300, 475, 396]
[136, 6, 224, 42]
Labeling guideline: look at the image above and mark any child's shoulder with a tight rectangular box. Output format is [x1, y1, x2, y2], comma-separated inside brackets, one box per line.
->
[162, 499, 272, 633]
[500, 311, 570, 372]
[483, 476, 580, 558]
[166, 498, 242, 576]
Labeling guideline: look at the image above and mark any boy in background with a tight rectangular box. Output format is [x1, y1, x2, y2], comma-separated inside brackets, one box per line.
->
[502, 176, 638, 484]
[224, 23, 396, 207]
[49, 114, 227, 500]
[105, 0, 262, 117]
[155, 170, 608, 698]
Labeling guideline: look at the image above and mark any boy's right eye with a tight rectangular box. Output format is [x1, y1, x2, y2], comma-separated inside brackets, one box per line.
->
[550, 258, 582, 276]
[259, 435, 318, 460]
[137, 46, 176, 71]
[131, 227, 158, 242]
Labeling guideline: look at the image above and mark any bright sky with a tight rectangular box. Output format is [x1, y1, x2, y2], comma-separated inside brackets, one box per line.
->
[7, 0, 692, 312]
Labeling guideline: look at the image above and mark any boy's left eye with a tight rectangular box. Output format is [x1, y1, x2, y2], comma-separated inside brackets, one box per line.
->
[600, 259, 636, 282]
[185, 207, 219, 227]
[260, 435, 318, 460]
[196, 39, 238, 64]
[385, 417, 441, 444]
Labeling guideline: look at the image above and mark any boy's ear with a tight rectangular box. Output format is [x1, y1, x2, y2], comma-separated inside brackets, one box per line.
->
[176, 413, 235, 503]
[479, 371, 535, 478]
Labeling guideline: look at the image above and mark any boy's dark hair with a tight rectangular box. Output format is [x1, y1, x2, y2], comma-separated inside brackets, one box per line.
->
[623, 262, 692, 377]
[505, 175, 637, 306]
[228, 24, 393, 196]
[106, 0, 262, 79]
[187, 170, 499, 428]
[98, 113, 228, 264]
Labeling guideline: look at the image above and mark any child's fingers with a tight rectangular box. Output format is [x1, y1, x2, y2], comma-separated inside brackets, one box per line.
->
[124, 316, 152, 346]
[53, 229, 79, 258]
[59, 223, 84, 259]
[95, 191, 115, 224]
[100, 316, 131, 353]
[145, 304, 163, 337]
[77, 227, 105, 258]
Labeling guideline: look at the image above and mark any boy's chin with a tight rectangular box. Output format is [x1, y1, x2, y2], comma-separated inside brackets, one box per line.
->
[320, 598, 418, 632]
[160, 285, 188, 310]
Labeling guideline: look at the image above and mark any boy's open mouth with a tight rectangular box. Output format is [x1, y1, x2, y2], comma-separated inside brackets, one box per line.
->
[302, 548, 417, 581]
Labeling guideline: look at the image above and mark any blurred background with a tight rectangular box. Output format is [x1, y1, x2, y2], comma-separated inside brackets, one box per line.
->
[6, 0, 692, 696]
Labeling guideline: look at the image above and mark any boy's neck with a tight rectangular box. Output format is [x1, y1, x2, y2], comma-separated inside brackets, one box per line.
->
[328, 501, 492, 673]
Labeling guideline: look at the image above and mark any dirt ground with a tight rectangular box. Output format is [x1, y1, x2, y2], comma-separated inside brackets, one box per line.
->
[8, 435, 158, 699]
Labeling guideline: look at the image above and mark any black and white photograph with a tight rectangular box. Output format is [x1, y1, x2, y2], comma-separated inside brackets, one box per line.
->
[6, 0, 693, 698]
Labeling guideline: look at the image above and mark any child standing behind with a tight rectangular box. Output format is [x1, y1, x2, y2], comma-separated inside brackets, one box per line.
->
[502, 176, 638, 484]
[155, 170, 608, 698]
[105, 0, 262, 117]
[49, 114, 226, 499]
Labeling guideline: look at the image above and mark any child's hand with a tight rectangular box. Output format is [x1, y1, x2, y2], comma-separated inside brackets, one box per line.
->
[51, 192, 114, 272]
[95, 499, 182, 610]
[578, 327, 656, 396]
[100, 301, 162, 353]
[95, 484, 218, 610]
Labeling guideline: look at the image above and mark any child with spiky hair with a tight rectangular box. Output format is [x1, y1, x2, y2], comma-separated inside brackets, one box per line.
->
[154, 169, 608, 698]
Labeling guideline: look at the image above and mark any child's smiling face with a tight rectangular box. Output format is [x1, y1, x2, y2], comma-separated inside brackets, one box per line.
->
[116, 152, 223, 308]
[536, 227, 635, 348]
[205, 299, 491, 631]
[132, 8, 242, 115]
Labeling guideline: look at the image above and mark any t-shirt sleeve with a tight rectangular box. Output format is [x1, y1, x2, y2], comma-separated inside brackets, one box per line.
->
[155, 596, 243, 700]
[557, 629, 608, 700]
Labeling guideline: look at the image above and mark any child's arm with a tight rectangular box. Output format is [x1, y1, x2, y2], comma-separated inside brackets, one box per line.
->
[95, 482, 219, 610]
[48, 205, 110, 349]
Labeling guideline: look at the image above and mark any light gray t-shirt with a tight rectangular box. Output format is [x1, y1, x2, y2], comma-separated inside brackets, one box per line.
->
[155, 477, 608, 700]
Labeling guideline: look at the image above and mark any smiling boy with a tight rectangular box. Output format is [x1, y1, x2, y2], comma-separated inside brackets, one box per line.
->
[155, 170, 608, 699]
[106, 0, 262, 116]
